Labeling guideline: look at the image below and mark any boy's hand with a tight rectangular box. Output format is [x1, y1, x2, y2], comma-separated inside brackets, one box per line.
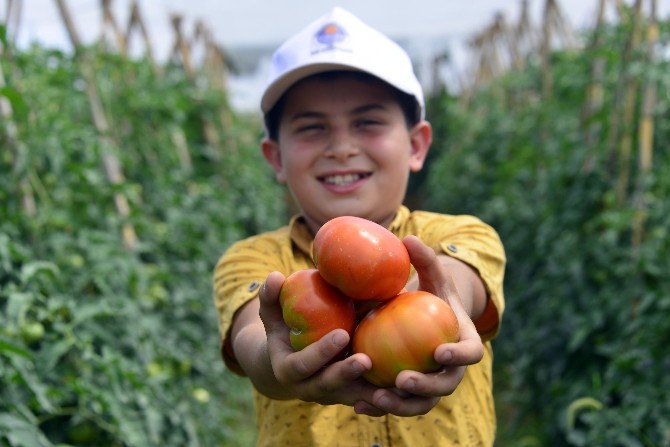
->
[353, 236, 485, 417]
[259, 271, 380, 406]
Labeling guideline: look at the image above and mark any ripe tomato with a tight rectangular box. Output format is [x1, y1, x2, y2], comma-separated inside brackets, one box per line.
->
[352, 290, 460, 387]
[313, 216, 410, 301]
[279, 269, 356, 352]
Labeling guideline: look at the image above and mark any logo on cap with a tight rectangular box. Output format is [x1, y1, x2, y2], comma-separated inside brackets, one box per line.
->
[311, 22, 350, 54]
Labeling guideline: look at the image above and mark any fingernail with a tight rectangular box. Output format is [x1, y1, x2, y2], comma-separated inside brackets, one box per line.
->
[351, 360, 365, 374]
[332, 332, 348, 348]
[377, 395, 390, 408]
[404, 378, 417, 391]
[439, 350, 453, 363]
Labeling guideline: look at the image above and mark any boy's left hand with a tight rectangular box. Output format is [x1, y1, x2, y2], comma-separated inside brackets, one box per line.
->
[353, 236, 485, 417]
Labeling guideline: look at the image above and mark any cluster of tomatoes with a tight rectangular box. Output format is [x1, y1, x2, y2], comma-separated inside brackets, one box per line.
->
[279, 216, 459, 387]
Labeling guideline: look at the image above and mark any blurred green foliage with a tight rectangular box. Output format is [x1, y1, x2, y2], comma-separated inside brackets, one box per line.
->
[1, 43, 286, 446]
[421, 12, 670, 447]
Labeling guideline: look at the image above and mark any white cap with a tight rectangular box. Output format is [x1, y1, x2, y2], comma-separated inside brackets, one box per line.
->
[261, 7, 424, 120]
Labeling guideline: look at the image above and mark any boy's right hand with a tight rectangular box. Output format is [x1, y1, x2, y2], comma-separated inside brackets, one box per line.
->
[258, 271, 379, 406]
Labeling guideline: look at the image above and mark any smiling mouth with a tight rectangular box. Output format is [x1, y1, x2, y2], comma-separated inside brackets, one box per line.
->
[319, 173, 371, 186]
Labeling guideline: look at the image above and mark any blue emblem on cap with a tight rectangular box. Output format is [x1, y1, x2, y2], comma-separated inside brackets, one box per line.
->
[315, 22, 347, 46]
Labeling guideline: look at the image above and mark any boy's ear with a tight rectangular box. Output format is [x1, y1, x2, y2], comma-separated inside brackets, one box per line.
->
[408, 121, 432, 172]
[261, 138, 287, 183]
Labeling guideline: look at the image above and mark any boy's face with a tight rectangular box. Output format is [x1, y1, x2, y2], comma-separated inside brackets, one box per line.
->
[262, 74, 432, 234]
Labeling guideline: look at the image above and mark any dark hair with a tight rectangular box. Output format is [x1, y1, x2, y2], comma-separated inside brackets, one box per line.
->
[263, 70, 421, 140]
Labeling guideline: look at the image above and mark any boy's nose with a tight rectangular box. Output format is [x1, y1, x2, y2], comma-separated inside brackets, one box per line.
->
[324, 133, 360, 161]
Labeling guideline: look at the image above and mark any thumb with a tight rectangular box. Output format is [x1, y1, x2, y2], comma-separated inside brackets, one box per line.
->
[402, 235, 448, 297]
[258, 271, 287, 337]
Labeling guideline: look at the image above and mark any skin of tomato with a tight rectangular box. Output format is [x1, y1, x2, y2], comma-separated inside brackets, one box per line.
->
[352, 291, 460, 387]
[279, 269, 357, 351]
[313, 216, 410, 301]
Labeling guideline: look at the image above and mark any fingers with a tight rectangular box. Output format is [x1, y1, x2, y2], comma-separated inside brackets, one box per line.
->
[277, 329, 352, 383]
[295, 353, 374, 404]
[394, 366, 466, 397]
[259, 272, 359, 383]
[258, 271, 288, 339]
[358, 388, 441, 417]
[402, 235, 445, 296]
[435, 337, 483, 366]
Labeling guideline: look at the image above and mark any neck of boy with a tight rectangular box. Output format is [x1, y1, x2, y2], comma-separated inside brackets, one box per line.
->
[303, 211, 398, 237]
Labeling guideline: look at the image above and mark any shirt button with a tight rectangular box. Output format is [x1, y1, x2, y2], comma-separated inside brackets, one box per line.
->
[447, 243, 458, 253]
[247, 281, 260, 292]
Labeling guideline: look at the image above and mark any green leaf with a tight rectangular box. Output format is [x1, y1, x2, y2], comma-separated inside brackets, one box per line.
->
[0, 412, 53, 447]
[0, 87, 28, 122]
[0, 338, 30, 359]
[20, 261, 59, 284]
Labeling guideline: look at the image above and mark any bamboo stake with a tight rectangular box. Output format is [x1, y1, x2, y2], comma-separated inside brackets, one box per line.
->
[546, 0, 576, 49]
[516, 0, 538, 63]
[4, 0, 23, 47]
[125, 0, 157, 71]
[539, 0, 554, 102]
[170, 14, 195, 78]
[614, 0, 643, 206]
[54, 0, 138, 250]
[101, 0, 126, 53]
[632, 0, 658, 249]
[168, 15, 227, 157]
[581, 0, 608, 149]
[508, 1, 527, 72]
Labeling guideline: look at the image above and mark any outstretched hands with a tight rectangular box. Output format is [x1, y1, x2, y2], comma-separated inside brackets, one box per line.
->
[351, 236, 485, 416]
[254, 236, 485, 417]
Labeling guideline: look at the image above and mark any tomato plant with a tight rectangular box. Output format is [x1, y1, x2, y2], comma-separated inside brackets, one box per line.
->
[279, 269, 356, 351]
[313, 216, 410, 301]
[352, 291, 459, 387]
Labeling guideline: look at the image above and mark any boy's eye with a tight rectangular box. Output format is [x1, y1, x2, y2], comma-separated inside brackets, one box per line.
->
[356, 118, 383, 129]
[295, 123, 324, 133]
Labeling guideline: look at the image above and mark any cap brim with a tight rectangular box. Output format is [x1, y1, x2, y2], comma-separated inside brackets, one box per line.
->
[261, 63, 374, 113]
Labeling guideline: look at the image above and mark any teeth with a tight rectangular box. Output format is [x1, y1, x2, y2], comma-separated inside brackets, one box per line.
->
[322, 174, 363, 185]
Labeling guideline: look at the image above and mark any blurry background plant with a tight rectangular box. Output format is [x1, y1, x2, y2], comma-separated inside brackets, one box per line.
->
[0, 4, 285, 444]
[419, 1, 670, 445]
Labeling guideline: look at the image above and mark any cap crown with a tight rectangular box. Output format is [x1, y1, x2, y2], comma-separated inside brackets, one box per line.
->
[261, 7, 424, 119]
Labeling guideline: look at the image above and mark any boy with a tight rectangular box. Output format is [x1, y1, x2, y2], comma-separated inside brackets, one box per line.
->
[213, 7, 505, 446]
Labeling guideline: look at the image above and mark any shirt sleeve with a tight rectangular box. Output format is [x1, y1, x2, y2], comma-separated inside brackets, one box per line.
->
[212, 235, 286, 375]
[414, 213, 506, 342]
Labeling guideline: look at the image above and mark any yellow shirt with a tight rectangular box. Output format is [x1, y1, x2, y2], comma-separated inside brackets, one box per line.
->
[213, 206, 506, 447]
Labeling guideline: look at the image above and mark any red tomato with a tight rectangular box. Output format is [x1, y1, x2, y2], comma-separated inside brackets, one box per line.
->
[352, 291, 460, 387]
[313, 216, 410, 301]
[279, 269, 356, 352]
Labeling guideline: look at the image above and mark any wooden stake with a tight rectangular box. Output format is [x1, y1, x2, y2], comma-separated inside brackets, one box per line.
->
[54, 0, 138, 250]
[170, 14, 195, 79]
[632, 0, 658, 249]
[581, 0, 608, 149]
[101, 0, 126, 53]
[125, 0, 157, 70]
[614, 0, 643, 206]
[539, 0, 554, 101]
[4, 0, 23, 47]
